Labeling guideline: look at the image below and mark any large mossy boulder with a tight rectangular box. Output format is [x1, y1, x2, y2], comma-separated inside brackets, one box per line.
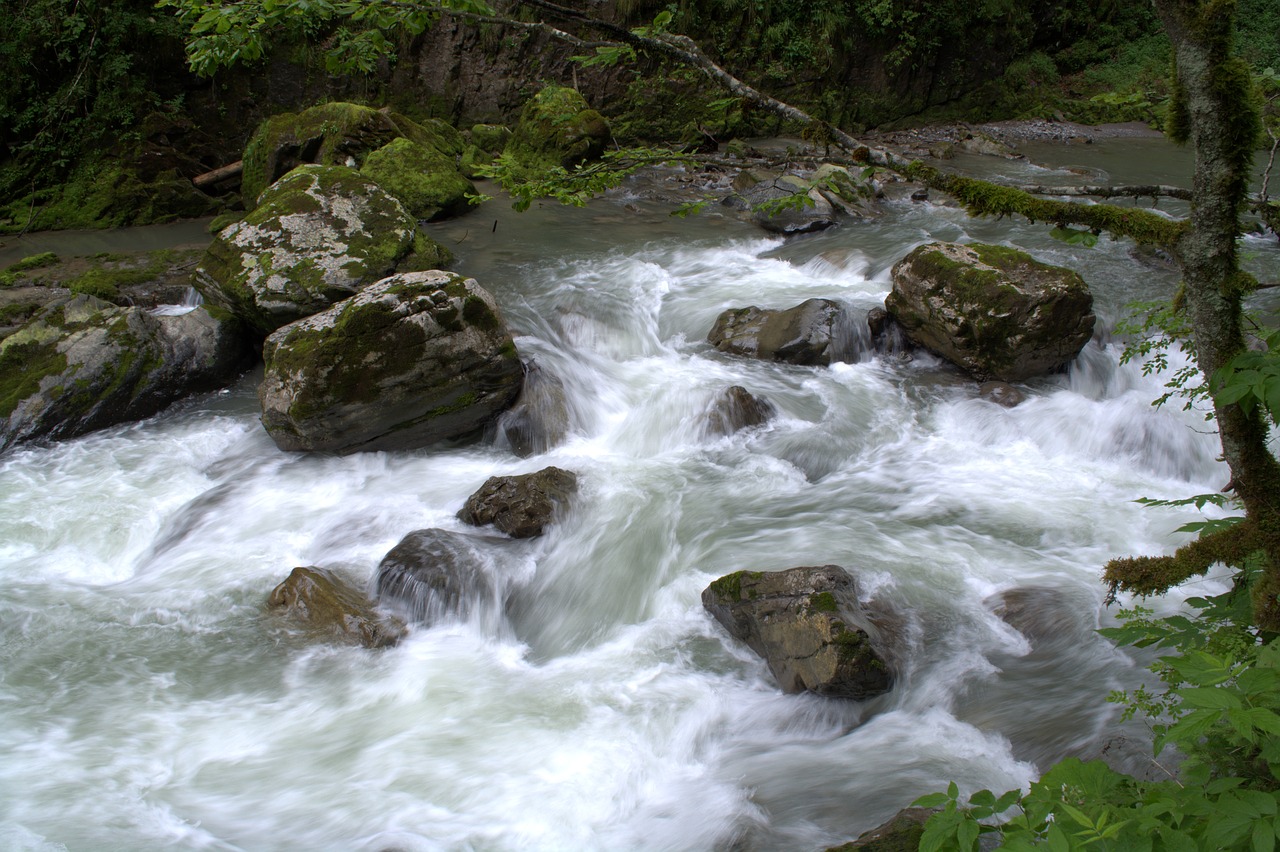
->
[194, 164, 442, 335]
[258, 270, 523, 454]
[0, 295, 252, 453]
[504, 86, 610, 173]
[268, 566, 406, 648]
[374, 528, 494, 624]
[702, 565, 893, 700]
[240, 102, 468, 208]
[707, 298, 852, 366]
[457, 466, 578, 538]
[359, 136, 476, 221]
[885, 242, 1095, 381]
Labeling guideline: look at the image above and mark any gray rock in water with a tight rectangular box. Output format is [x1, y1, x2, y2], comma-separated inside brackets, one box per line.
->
[194, 164, 435, 335]
[886, 242, 1095, 381]
[826, 807, 934, 851]
[374, 528, 494, 624]
[457, 466, 578, 538]
[268, 566, 405, 648]
[978, 381, 1026, 408]
[702, 565, 893, 699]
[723, 171, 837, 234]
[0, 294, 252, 454]
[498, 361, 570, 457]
[258, 270, 524, 454]
[707, 298, 852, 366]
[702, 385, 776, 437]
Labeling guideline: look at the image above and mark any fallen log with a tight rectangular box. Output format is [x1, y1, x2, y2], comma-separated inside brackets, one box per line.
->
[193, 160, 243, 189]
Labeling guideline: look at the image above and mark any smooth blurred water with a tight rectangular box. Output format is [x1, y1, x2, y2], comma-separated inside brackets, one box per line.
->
[2, 140, 1275, 851]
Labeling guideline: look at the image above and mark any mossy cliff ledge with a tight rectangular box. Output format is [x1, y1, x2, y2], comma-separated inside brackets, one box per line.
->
[0, 294, 252, 454]
[193, 164, 428, 335]
[701, 565, 895, 700]
[258, 270, 523, 454]
[885, 242, 1095, 382]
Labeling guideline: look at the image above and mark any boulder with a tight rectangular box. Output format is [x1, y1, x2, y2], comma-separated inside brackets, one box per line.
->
[240, 102, 466, 207]
[258, 270, 523, 454]
[497, 361, 571, 457]
[978, 380, 1025, 408]
[1, 295, 252, 454]
[885, 242, 1095, 381]
[811, 163, 883, 218]
[374, 528, 494, 624]
[504, 86, 610, 173]
[702, 385, 776, 437]
[194, 164, 442, 335]
[457, 466, 578, 538]
[708, 298, 852, 366]
[701, 565, 893, 699]
[359, 136, 476, 221]
[267, 566, 405, 648]
[723, 171, 837, 234]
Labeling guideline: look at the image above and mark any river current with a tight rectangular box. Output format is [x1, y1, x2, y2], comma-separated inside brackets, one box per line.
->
[2, 138, 1276, 850]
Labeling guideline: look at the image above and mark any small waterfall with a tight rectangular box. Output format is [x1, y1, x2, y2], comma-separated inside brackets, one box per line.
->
[148, 286, 204, 316]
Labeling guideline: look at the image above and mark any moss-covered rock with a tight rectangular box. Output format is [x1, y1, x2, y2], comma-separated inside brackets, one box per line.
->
[468, 124, 512, 154]
[722, 171, 839, 234]
[268, 566, 406, 648]
[0, 294, 253, 453]
[194, 164, 420, 335]
[825, 807, 934, 851]
[258, 270, 523, 454]
[701, 565, 894, 700]
[359, 136, 476, 221]
[504, 86, 610, 174]
[707, 298, 854, 366]
[457, 466, 578, 538]
[240, 103, 469, 209]
[885, 242, 1095, 381]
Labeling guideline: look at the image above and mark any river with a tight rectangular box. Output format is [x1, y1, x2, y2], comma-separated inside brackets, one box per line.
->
[1, 137, 1276, 850]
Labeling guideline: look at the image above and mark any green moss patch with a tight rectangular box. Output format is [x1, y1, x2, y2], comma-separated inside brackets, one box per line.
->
[0, 339, 69, 418]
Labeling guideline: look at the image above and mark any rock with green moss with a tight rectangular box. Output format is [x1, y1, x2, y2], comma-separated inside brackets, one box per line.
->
[469, 124, 512, 154]
[194, 164, 420, 335]
[701, 565, 894, 700]
[457, 466, 578, 538]
[504, 86, 610, 173]
[258, 270, 523, 454]
[0, 294, 252, 453]
[268, 565, 406, 649]
[885, 242, 1095, 381]
[811, 164, 884, 218]
[707, 298, 854, 366]
[240, 102, 468, 209]
[359, 137, 476, 221]
[825, 807, 934, 851]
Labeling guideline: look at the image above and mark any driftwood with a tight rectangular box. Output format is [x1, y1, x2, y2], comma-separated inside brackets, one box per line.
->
[193, 160, 243, 189]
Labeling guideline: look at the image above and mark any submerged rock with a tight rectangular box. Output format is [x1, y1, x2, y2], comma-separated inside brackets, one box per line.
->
[194, 164, 443, 335]
[707, 298, 853, 366]
[497, 361, 571, 457]
[258, 270, 524, 454]
[0, 294, 252, 454]
[702, 565, 893, 700]
[885, 242, 1094, 381]
[374, 528, 494, 624]
[457, 466, 578, 538]
[702, 385, 776, 436]
[978, 380, 1026, 408]
[268, 566, 405, 649]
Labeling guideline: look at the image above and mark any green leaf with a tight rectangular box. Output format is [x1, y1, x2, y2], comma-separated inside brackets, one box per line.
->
[1179, 686, 1243, 710]
[1255, 819, 1276, 852]
[913, 792, 950, 808]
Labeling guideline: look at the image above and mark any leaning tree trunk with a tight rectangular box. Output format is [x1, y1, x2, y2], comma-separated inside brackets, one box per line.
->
[1155, 0, 1280, 629]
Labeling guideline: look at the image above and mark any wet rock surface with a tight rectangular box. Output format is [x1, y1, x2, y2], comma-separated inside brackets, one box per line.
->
[457, 466, 578, 539]
[268, 566, 405, 648]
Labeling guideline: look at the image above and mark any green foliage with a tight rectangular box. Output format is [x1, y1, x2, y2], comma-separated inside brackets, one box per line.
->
[1116, 299, 1211, 416]
[474, 147, 688, 212]
[0, 0, 187, 201]
[1212, 329, 1280, 426]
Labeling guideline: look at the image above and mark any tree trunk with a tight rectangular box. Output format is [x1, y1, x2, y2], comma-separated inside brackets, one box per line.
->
[1154, 0, 1280, 629]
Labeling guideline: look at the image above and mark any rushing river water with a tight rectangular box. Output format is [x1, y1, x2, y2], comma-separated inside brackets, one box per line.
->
[2, 137, 1278, 851]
